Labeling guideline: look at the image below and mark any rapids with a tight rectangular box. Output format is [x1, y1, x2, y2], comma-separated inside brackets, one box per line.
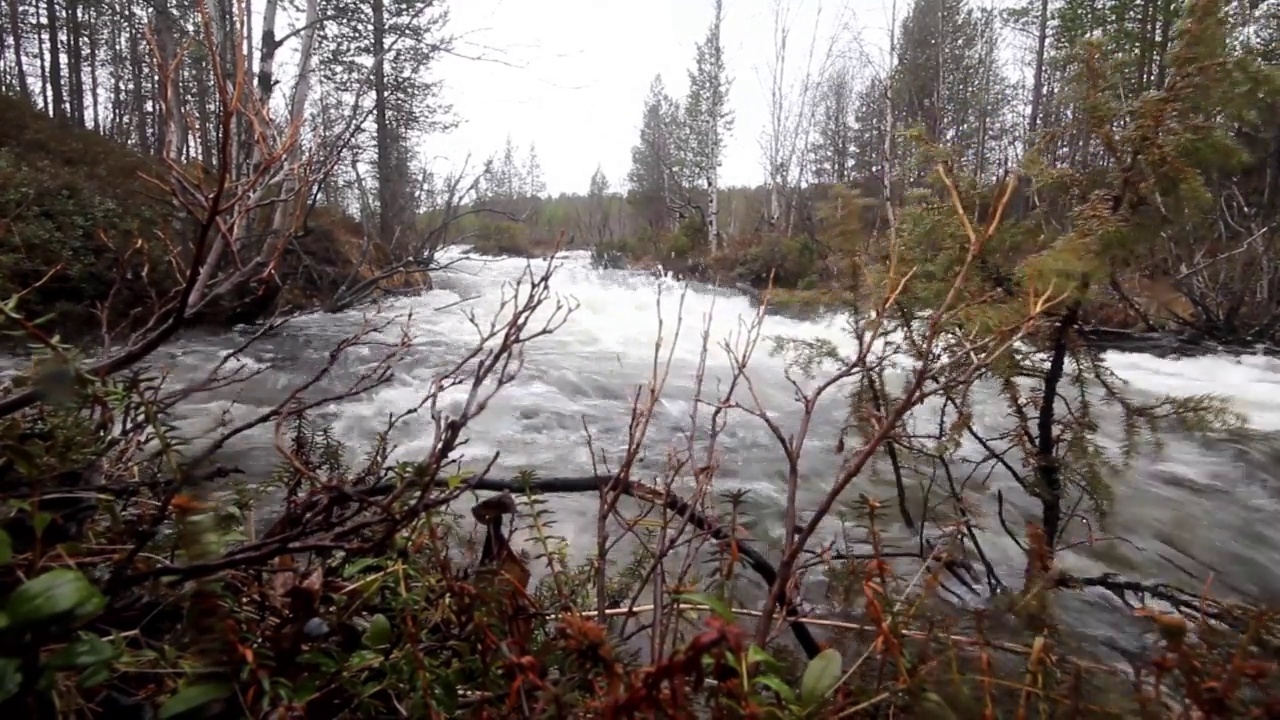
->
[142, 247, 1280, 655]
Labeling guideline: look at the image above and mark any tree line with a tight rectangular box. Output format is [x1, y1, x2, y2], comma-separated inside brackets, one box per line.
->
[465, 0, 1280, 345]
[1, 0, 474, 332]
[2, 0, 459, 238]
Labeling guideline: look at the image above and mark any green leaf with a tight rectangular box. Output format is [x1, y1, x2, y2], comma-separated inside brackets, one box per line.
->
[0, 530, 11, 565]
[755, 674, 796, 703]
[673, 592, 731, 620]
[2, 443, 39, 475]
[341, 558, 381, 580]
[297, 650, 338, 672]
[916, 691, 958, 719]
[5, 568, 105, 627]
[0, 657, 21, 702]
[77, 663, 112, 689]
[364, 614, 392, 649]
[44, 633, 118, 670]
[32, 512, 52, 539]
[747, 644, 783, 673]
[158, 682, 235, 719]
[799, 647, 843, 707]
[346, 649, 383, 669]
[436, 680, 459, 715]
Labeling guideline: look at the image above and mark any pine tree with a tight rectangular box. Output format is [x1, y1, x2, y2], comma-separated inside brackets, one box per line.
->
[316, 0, 452, 240]
[627, 75, 683, 231]
[588, 166, 609, 198]
[893, 0, 1012, 180]
[682, 0, 733, 252]
[525, 143, 547, 198]
[494, 136, 521, 200]
[810, 65, 857, 186]
[587, 165, 612, 243]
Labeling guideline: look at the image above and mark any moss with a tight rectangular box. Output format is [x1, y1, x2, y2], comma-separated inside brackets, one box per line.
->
[760, 287, 857, 313]
[0, 96, 433, 335]
[0, 95, 176, 340]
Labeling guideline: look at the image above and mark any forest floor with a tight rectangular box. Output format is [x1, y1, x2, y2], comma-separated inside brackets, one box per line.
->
[0, 94, 430, 346]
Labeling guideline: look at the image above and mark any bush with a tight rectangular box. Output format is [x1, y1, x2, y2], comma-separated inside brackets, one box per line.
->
[469, 219, 534, 257]
[730, 234, 820, 289]
[668, 217, 704, 260]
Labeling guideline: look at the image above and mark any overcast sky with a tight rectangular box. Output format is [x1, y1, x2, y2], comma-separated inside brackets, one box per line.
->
[426, 0, 898, 196]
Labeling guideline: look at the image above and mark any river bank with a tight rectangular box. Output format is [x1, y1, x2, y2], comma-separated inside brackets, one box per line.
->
[0, 95, 432, 351]
[473, 242, 1280, 361]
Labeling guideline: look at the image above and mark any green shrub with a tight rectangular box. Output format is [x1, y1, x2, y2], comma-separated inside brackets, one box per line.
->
[469, 219, 533, 257]
[733, 234, 819, 288]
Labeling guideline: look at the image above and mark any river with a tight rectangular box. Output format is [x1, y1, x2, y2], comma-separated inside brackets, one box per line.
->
[146, 247, 1280, 657]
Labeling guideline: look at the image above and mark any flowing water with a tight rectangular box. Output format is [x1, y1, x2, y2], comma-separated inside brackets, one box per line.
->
[142, 248, 1280, 657]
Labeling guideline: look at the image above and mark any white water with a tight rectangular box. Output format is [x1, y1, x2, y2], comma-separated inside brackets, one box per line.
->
[148, 248, 1280, 651]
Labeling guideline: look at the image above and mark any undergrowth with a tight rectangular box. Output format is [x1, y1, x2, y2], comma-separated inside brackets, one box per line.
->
[0, 380, 1277, 719]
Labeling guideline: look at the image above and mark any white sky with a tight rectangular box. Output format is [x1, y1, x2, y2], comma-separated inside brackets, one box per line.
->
[426, 0, 902, 196]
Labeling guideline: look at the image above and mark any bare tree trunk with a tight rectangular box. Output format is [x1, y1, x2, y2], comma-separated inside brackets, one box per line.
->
[44, 0, 64, 120]
[707, 170, 719, 253]
[883, 0, 898, 241]
[373, 0, 395, 245]
[769, 182, 781, 228]
[66, 0, 85, 126]
[194, 53, 214, 167]
[241, 0, 255, 176]
[1137, 0, 1156, 91]
[763, 0, 838, 236]
[269, 0, 319, 236]
[975, 19, 993, 179]
[1154, 0, 1174, 89]
[87, 0, 100, 131]
[929, 0, 942, 144]
[7, 0, 29, 101]
[767, 1, 788, 230]
[228, 0, 277, 249]
[1028, 0, 1048, 136]
[193, 0, 317, 311]
[35, 9, 47, 111]
[242, 0, 253, 83]
[317, 91, 339, 208]
[662, 170, 673, 233]
[255, 0, 280, 106]
[153, 3, 185, 163]
[129, 26, 148, 152]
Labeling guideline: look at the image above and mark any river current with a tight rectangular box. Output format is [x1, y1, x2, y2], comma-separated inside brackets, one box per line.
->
[144, 247, 1280, 654]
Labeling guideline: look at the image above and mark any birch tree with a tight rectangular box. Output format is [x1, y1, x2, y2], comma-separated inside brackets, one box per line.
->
[759, 0, 845, 233]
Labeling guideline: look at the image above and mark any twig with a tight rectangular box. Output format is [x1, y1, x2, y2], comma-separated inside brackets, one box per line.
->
[545, 602, 1117, 673]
